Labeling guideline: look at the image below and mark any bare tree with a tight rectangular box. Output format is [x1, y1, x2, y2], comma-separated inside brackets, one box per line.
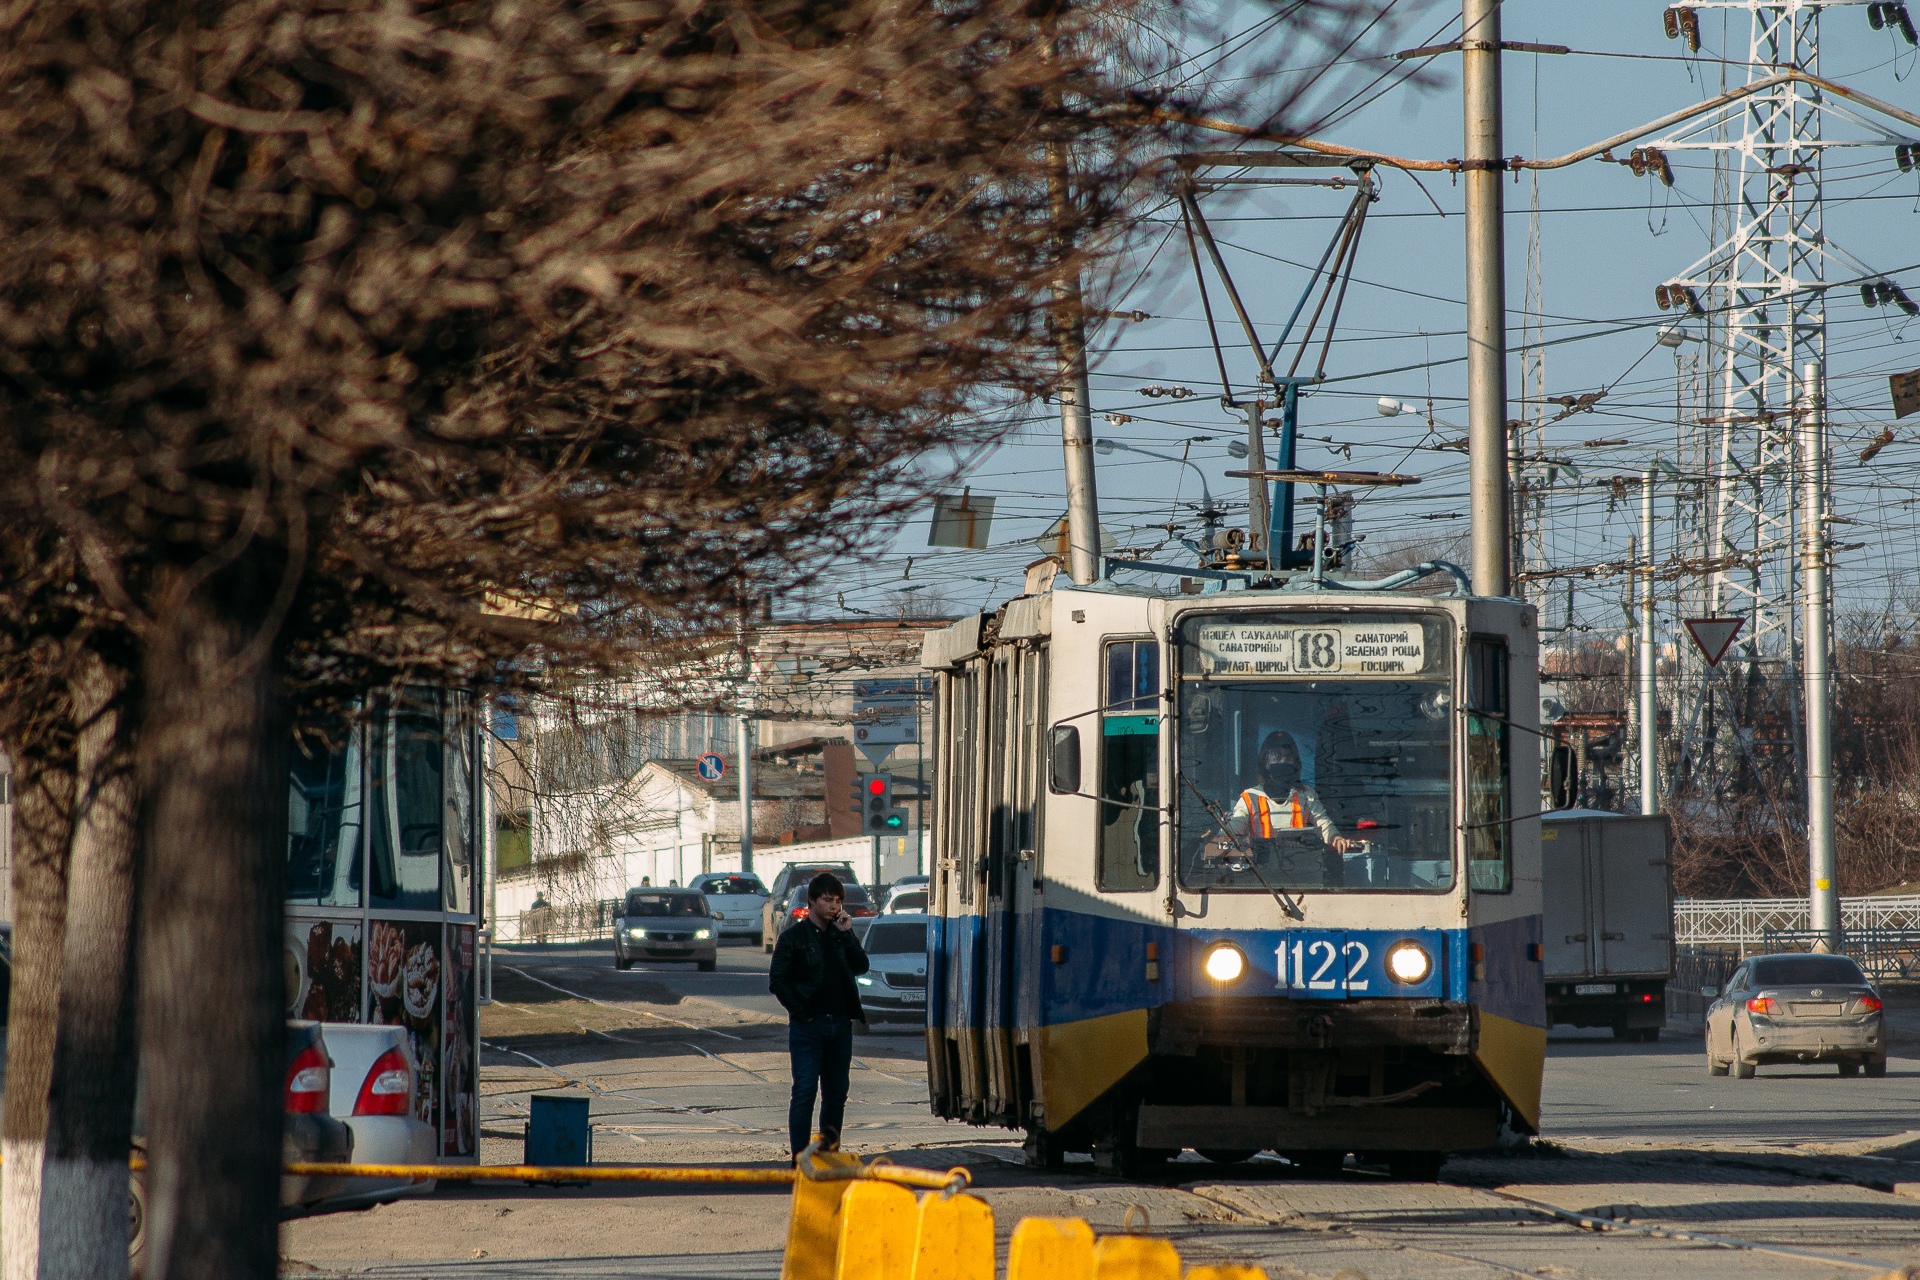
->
[0, 0, 1429, 1271]
[0, 0, 1146, 1270]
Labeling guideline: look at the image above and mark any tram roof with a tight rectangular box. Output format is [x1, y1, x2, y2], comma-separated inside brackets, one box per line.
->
[923, 580, 1526, 669]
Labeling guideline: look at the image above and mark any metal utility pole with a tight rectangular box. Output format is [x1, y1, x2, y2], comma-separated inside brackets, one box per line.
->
[736, 712, 755, 873]
[735, 611, 756, 873]
[1639, 470, 1660, 816]
[1049, 139, 1102, 586]
[1462, 0, 1511, 597]
[1801, 361, 1837, 949]
[1057, 295, 1102, 585]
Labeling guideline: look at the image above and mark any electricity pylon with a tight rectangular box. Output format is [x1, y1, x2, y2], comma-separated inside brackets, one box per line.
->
[1648, 0, 1916, 797]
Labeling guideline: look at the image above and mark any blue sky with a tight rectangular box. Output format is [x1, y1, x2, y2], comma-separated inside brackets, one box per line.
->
[797, 2, 1920, 639]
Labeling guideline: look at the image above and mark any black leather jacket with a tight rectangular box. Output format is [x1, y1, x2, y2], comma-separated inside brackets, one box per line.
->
[768, 919, 869, 1023]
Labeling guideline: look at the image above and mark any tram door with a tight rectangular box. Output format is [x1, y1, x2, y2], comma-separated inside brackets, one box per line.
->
[979, 643, 1046, 1125]
[930, 662, 984, 1117]
[928, 638, 1044, 1127]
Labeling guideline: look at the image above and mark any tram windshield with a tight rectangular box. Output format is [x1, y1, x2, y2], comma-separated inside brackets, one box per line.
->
[1175, 611, 1454, 893]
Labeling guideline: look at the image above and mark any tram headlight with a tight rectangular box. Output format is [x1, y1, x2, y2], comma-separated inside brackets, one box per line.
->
[1385, 940, 1432, 985]
[1203, 943, 1247, 984]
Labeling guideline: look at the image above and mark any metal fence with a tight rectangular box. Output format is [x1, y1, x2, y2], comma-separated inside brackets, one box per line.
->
[517, 897, 623, 944]
[1758, 928, 1920, 981]
[1674, 895, 1920, 946]
[1667, 946, 1741, 1027]
[1665, 929, 1920, 1021]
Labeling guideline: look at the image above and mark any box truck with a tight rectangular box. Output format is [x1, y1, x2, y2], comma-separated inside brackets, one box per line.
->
[1541, 809, 1674, 1040]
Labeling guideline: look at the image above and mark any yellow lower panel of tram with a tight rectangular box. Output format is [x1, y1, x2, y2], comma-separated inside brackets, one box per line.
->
[1036, 1009, 1148, 1130]
[1472, 1010, 1547, 1133]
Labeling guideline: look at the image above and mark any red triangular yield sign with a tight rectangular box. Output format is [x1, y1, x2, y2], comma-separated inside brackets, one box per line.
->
[1684, 617, 1745, 666]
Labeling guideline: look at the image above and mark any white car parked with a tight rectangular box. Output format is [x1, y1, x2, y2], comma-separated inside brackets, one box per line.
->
[320, 1023, 439, 1208]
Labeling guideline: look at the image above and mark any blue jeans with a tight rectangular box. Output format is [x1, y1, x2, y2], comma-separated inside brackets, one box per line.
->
[788, 1015, 854, 1159]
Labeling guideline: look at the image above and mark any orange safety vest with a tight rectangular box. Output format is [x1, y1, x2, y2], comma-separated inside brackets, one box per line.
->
[1241, 789, 1306, 838]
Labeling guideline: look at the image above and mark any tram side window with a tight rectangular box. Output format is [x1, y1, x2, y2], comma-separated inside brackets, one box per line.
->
[370, 692, 446, 911]
[951, 671, 978, 906]
[287, 726, 363, 907]
[1107, 640, 1159, 711]
[1099, 640, 1160, 891]
[1466, 637, 1512, 892]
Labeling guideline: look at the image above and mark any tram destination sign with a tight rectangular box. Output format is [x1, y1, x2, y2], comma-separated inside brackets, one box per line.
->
[1188, 620, 1425, 677]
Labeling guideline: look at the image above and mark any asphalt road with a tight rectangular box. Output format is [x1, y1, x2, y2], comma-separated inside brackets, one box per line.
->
[279, 936, 1920, 1279]
[496, 936, 1920, 1150]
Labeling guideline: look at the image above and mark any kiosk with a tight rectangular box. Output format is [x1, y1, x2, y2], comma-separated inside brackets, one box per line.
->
[284, 690, 483, 1162]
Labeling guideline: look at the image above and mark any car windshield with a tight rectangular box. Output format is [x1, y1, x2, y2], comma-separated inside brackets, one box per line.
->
[1175, 611, 1454, 894]
[890, 891, 928, 912]
[628, 893, 706, 917]
[700, 876, 764, 895]
[1751, 955, 1868, 987]
[865, 921, 928, 955]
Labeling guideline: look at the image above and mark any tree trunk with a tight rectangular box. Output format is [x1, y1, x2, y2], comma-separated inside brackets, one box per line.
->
[1, 746, 74, 1280]
[136, 578, 287, 1280]
[41, 658, 140, 1280]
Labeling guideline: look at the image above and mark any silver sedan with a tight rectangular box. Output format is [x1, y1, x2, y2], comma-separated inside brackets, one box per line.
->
[1705, 952, 1886, 1078]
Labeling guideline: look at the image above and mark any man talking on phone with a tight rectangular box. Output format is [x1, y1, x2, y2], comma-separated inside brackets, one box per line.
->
[768, 871, 869, 1163]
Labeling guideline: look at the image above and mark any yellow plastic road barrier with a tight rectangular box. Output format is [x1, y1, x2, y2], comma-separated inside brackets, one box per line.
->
[1186, 1267, 1269, 1280]
[1091, 1235, 1181, 1280]
[910, 1189, 995, 1280]
[1007, 1216, 1097, 1280]
[834, 1180, 922, 1280]
[783, 1148, 867, 1280]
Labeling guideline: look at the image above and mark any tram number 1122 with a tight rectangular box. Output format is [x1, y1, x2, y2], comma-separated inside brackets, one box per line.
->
[1276, 934, 1370, 994]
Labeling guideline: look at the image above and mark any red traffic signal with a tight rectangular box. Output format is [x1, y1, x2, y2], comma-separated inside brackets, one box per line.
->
[866, 778, 887, 795]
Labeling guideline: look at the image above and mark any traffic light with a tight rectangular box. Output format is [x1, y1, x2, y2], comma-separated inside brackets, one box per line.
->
[862, 773, 899, 833]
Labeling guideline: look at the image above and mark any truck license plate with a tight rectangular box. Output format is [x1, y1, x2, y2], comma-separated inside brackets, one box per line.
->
[1573, 982, 1616, 996]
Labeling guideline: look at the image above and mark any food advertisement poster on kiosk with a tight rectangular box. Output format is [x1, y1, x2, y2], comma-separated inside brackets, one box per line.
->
[442, 924, 477, 1156]
[285, 918, 364, 1022]
[370, 918, 442, 1129]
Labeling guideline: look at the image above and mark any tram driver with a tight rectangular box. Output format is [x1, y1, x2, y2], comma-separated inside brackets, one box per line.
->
[1215, 731, 1360, 883]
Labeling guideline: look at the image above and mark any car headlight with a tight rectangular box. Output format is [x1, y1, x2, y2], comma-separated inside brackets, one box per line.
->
[1385, 940, 1432, 984]
[1203, 943, 1246, 984]
[695, 928, 711, 940]
[629, 927, 646, 939]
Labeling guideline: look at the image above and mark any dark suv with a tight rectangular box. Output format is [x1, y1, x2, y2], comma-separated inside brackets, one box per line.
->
[760, 863, 865, 952]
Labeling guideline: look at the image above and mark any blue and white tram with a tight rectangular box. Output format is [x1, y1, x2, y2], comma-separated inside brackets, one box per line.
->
[920, 577, 1544, 1175]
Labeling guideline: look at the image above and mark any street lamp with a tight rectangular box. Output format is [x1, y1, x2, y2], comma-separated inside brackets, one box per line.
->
[1093, 438, 1225, 520]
